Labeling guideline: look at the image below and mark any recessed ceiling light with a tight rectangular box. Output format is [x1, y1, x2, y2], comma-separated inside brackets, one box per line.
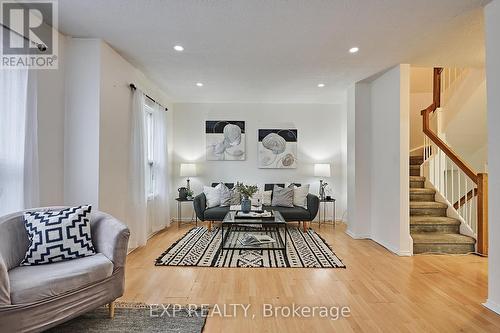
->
[349, 47, 359, 54]
[196, 82, 203, 87]
[174, 45, 184, 52]
[317, 83, 325, 88]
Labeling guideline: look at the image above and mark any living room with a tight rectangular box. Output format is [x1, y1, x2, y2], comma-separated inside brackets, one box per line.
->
[1, 1, 500, 332]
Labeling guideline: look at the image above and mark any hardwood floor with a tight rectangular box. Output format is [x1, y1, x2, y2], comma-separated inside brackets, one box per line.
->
[123, 222, 500, 332]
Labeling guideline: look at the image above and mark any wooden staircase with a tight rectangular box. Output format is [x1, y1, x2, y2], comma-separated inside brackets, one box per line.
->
[409, 156, 476, 254]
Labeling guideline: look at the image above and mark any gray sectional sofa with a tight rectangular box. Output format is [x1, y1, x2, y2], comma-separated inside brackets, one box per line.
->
[0, 207, 130, 333]
[194, 183, 319, 231]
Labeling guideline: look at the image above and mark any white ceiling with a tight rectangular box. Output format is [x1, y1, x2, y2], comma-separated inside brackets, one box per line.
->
[57, 0, 488, 103]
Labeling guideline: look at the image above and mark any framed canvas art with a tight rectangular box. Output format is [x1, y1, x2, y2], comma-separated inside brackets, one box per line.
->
[258, 129, 297, 168]
[206, 121, 246, 160]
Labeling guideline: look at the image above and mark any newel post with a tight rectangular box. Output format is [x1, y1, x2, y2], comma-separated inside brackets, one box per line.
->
[477, 173, 488, 256]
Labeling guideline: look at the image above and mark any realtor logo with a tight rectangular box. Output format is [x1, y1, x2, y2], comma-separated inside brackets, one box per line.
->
[1, 0, 58, 68]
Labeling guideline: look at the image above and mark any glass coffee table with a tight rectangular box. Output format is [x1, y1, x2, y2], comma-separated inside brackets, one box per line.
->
[220, 210, 287, 255]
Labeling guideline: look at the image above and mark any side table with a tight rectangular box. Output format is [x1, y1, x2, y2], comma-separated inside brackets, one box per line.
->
[175, 198, 198, 227]
[318, 198, 336, 229]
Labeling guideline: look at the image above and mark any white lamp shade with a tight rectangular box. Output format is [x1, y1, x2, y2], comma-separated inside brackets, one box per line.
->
[314, 163, 331, 177]
[180, 163, 197, 177]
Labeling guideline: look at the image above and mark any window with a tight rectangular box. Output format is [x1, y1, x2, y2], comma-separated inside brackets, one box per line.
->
[144, 103, 155, 198]
[0, 66, 39, 215]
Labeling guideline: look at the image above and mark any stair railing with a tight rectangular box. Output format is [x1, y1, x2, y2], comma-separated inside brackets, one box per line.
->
[421, 68, 488, 256]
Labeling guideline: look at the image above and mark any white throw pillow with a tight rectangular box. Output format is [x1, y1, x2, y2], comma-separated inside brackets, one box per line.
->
[219, 183, 232, 207]
[249, 190, 262, 205]
[204, 185, 221, 208]
[22, 206, 96, 265]
[262, 190, 272, 206]
[292, 184, 309, 208]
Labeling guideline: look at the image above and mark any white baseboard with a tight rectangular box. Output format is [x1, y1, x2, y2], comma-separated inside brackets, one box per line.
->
[373, 238, 400, 255]
[349, 233, 411, 257]
[484, 299, 500, 315]
[397, 250, 412, 257]
[345, 229, 370, 239]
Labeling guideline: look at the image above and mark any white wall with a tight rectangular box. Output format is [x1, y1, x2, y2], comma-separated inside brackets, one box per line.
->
[442, 68, 487, 171]
[409, 67, 433, 152]
[346, 65, 412, 255]
[409, 92, 432, 151]
[339, 95, 348, 222]
[484, 0, 500, 316]
[346, 83, 372, 238]
[172, 103, 346, 221]
[37, 32, 67, 206]
[370, 65, 411, 255]
[64, 38, 102, 208]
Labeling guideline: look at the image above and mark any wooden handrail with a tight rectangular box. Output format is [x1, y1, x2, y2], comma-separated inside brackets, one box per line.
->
[421, 67, 488, 256]
[421, 68, 478, 183]
[421, 107, 478, 183]
[453, 188, 478, 210]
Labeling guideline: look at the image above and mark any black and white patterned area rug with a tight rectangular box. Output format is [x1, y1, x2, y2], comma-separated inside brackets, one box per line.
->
[155, 227, 345, 268]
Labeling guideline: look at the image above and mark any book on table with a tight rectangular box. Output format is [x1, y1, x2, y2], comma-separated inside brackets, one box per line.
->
[229, 204, 263, 211]
[235, 210, 273, 219]
[238, 233, 276, 246]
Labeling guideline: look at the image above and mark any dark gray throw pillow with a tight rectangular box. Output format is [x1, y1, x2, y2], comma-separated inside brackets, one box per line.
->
[271, 185, 294, 207]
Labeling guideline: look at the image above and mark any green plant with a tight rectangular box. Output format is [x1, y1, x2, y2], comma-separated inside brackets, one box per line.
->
[186, 189, 194, 197]
[235, 182, 258, 199]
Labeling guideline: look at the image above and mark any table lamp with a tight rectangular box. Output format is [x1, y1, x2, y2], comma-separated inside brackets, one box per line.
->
[180, 163, 197, 190]
[314, 163, 331, 200]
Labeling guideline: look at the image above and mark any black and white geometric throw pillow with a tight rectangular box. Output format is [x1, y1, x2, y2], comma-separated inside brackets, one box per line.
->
[21, 205, 96, 266]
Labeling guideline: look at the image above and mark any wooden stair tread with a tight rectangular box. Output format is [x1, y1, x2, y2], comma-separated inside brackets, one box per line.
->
[411, 233, 476, 244]
[409, 165, 420, 170]
[410, 216, 460, 225]
[410, 156, 424, 162]
[409, 188, 435, 194]
[409, 176, 425, 182]
[410, 201, 448, 209]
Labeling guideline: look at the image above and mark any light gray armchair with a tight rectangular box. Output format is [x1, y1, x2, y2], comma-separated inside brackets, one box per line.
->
[0, 207, 130, 333]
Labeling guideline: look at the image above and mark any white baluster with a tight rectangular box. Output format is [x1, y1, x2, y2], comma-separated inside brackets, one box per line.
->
[439, 149, 442, 193]
[459, 174, 470, 225]
[445, 157, 448, 200]
[468, 183, 476, 230]
[451, 162, 454, 208]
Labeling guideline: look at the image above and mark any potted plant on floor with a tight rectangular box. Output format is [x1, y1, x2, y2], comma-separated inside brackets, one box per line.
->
[235, 183, 258, 213]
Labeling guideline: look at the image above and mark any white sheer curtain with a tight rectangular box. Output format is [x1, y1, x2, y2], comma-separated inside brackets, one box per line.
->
[149, 103, 171, 232]
[0, 69, 39, 216]
[128, 89, 148, 248]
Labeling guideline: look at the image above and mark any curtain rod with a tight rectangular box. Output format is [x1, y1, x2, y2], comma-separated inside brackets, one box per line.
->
[129, 83, 168, 111]
[0, 23, 47, 52]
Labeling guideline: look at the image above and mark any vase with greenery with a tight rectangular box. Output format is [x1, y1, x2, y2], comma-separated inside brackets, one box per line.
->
[235, 183, 258, 213]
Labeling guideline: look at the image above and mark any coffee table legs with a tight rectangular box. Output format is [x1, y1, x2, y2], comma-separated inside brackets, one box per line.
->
[220, 223, 231, 256]
[220, 223, 223, 255]
[283, 224, 287, 257]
